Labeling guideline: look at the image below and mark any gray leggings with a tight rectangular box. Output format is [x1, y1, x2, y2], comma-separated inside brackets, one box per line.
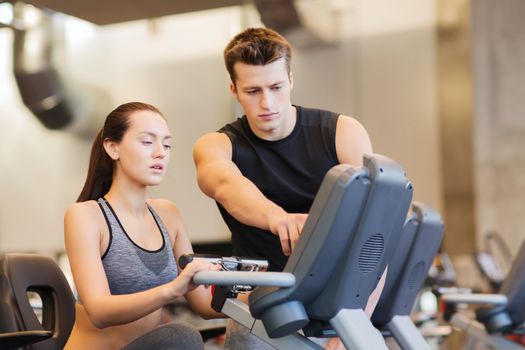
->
[122, 322, 204, 350]
[224, 319, 275, 350]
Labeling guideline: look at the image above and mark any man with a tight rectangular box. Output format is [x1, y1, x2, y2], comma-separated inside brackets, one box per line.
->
[194, 27, 381, 349]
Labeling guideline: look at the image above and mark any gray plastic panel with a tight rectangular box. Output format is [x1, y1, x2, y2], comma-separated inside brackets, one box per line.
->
[249, 164, 370, 314]
[500, 239, 525, 324]
[372, 202, 444, 327]
[306, 155, 413, 319]
[388, 315, 431, 350]
[249, 154, 413, 334]
[330, 309, 388, 350]
[375, 214, 418, 320]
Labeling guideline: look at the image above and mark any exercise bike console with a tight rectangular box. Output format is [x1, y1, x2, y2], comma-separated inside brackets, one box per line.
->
[181, 154, 414, 350]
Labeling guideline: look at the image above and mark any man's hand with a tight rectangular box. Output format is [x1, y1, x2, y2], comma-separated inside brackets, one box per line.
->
[364, 266, 388, 318]
[325, 337, 346, 350]
[268, 213, 308, 256]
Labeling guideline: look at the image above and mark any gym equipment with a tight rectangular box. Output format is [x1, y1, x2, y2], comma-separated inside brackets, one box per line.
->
[474, 231, 512, 292]
[442, 238, 525, 349]
[0, 253, 75, 350]
[427, 251, 456, 288]
[372, 202, 445, 350]
[182, 153, 413, 349]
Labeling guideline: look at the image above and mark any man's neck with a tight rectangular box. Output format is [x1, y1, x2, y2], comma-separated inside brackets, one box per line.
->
[251, 104, 296, 141]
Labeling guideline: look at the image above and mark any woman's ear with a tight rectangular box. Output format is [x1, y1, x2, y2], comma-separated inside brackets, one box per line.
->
[103, 139, 120, 160]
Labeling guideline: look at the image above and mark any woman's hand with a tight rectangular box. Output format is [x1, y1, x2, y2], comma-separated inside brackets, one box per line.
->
[171, 260, 221, 297]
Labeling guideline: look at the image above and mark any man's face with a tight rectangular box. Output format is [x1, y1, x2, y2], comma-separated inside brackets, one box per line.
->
[230, 58, 294, 140]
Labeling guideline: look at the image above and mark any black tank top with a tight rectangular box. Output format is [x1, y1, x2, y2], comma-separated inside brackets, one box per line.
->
[218, 105, 340, 271]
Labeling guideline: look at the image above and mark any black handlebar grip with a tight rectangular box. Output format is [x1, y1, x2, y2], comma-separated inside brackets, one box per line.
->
[179, 253, 223, 269]
[178, 254, 194, 269]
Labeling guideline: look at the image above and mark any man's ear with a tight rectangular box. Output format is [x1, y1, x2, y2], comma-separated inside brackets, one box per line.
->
[230, 83, 239, 100]
[103, 139, 120, 160]
[289, 71, 294, 90]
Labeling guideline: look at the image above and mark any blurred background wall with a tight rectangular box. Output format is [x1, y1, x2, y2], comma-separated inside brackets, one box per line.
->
[1, 0, 501, 261]
[472, 0, 525, 258]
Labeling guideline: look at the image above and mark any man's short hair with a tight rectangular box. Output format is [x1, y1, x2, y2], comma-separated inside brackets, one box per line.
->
[224, 27, 292, 83]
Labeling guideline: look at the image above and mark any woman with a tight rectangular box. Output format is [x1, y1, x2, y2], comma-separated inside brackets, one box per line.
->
[64, 102, 220, 349]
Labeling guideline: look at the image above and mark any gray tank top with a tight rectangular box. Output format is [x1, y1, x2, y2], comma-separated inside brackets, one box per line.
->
[97, 198, 178, 295]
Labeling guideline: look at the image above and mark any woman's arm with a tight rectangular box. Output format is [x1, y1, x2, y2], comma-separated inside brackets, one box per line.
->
[64, 202, 213, 328]
[151, 199, 224, 319]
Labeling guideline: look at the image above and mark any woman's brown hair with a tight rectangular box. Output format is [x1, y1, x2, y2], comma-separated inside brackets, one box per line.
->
[77, 102, 163, 202]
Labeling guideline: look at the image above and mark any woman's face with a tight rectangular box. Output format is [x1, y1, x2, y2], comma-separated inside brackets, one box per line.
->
[112, 110, 172, 187]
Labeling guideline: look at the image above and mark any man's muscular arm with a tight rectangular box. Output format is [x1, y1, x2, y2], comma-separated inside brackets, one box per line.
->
[193, 132, 306, 255]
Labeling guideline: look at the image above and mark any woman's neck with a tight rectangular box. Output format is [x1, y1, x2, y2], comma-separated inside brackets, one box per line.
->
[104, 178, 149, 217]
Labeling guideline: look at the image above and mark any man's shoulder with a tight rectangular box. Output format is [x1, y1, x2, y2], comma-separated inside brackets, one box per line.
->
[218, 116, 249, 145]
[219, 116, 245, 133]
[297, 105, 339, 128]
[194, 131, 232, 156]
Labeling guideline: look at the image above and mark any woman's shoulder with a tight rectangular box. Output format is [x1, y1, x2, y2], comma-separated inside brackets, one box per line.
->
[65, 200, 102, 221]
[64, 200, 106, 241]
[147, 199, 184, 229]
[147, 198, 180, 213]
